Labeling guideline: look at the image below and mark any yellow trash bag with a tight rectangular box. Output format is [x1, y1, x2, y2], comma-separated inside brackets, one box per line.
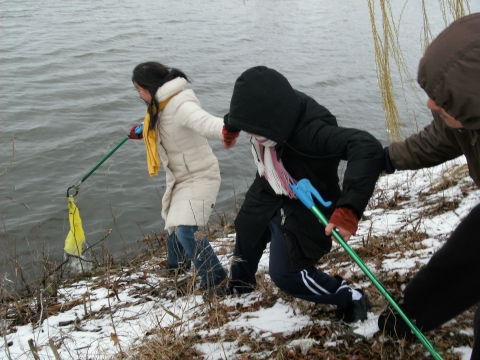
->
[64, 195, 86, 256]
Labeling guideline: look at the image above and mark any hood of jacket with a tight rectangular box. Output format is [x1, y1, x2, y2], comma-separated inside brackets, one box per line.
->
[226, 66, 301, 143]
[155, 77, 187, 102]
[417, 13, 480, 130]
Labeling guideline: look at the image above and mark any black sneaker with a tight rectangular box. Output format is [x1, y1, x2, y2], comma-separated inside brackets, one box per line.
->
[378, 296, 415, 339]
[337, 289, 371, 323]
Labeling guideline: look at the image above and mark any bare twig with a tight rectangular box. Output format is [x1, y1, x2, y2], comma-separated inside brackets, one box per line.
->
[83, 229, 112, 254]
[82, 294, 88, 318]
[4, 197, 29, 209]
[106, 260, 123, 354]
[159, 303, 180, 321]
[28, 339, 40, 360]
[48, 338, 61, 360]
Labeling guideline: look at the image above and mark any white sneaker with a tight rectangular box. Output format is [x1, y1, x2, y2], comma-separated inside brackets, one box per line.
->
[348, 315, 380, 339]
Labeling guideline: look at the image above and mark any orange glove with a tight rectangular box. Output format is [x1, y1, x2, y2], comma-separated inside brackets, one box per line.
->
[128, 124, 143, 140]
[329, 207, 359, 235]
[222, 125, 240, 149]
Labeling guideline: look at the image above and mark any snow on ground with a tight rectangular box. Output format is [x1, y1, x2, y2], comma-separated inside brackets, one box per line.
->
[1, 157, 478, 359]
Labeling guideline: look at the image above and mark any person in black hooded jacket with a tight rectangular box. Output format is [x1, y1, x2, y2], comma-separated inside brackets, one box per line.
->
[211, 66, 384, 323]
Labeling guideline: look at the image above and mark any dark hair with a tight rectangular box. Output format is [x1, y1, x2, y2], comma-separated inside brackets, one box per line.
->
[132, 62, 190, 130]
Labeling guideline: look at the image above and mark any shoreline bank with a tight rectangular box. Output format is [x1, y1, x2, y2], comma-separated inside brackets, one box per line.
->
[2, 157, 478, 359]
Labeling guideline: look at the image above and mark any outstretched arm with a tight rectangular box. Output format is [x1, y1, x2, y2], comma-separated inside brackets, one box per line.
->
[292, 114, 384, 239]
[389, 113, 463, 170]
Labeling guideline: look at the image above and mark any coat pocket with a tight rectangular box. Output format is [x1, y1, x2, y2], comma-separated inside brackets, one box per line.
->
[277, 200, 332, 272]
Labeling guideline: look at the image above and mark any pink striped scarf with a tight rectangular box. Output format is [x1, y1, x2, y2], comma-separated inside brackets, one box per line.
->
[252, 136, 297, 199]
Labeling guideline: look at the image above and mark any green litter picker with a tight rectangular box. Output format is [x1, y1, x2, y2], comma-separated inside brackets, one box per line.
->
[290, 178, 443, 360]
[66, 124, 143, 197]
[64, 124, 142, 256]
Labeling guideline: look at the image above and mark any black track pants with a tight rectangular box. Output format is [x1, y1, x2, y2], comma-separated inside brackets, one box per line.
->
[402, 203, 480, 357]
[229, 217, 352, 308]
[229, 223, 270, 294]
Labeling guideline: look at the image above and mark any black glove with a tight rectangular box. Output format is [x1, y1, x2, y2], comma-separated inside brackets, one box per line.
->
[384, 146, 395, 174]
[378, 296, 415, 339]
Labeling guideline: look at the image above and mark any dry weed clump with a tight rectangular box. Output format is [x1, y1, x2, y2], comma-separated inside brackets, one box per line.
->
[117, 325, 203, 360]
[1, 232, 168, 334]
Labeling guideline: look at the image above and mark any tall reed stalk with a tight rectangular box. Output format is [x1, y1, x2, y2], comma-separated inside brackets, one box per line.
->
[367, 0, 470, 143]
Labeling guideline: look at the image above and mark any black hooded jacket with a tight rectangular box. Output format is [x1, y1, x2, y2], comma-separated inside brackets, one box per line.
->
[226, 66, 384, 270]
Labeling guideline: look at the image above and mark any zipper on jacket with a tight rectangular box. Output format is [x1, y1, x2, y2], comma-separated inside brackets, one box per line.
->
[280, 207, 286, 225]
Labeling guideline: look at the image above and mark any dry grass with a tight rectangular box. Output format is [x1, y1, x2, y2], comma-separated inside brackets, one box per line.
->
[2, 224, 476, 359]
[2, 162, 478, 359]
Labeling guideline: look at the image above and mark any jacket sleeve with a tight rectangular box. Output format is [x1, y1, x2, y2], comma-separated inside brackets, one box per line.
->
[389, 113, 463, 170]
[293, 120, 384, 218]
[173, 91, 224, 140]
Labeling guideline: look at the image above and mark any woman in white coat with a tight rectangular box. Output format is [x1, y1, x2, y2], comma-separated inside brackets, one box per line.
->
[129, 62, 239, 290]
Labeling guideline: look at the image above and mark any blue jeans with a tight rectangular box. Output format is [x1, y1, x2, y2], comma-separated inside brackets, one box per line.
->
[167, 225, 227, 288]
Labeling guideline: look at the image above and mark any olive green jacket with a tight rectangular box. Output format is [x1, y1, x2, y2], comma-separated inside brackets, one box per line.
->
[389, 13, 480, 186]
[390, 112, 480, 187]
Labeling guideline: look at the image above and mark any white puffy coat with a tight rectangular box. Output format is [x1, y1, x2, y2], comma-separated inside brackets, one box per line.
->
[154, 77, 223, 231]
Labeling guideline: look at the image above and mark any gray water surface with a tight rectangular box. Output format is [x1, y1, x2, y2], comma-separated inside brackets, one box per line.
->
[1, 0, 477, 279]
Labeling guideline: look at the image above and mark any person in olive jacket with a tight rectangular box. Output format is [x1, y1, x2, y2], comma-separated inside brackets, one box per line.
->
[379, 13, 480, 359]
[215, 66, 384, 323]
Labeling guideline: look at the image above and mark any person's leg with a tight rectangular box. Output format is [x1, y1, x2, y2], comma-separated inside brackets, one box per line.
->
[268, 217, 366, 320]
[195, 236, 227, 288]
[472, 306, 480, 360]
[166, 230, 191, 270]
[379, 204, 480, 336]
[175, 225, 226, 288]
[229, 227, 271, 294]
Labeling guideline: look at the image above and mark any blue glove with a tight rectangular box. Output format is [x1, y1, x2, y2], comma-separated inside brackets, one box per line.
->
[384, 146, 395, 174]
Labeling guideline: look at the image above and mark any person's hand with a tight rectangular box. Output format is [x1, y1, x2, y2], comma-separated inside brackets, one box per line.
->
[384, 146, 395, 174]
[326, 207, 358, 242]
[128, 124, 143, 140]
[325, 223, 353, 242]
[222, 125, 240, 149]
[223, 136, 238, 149]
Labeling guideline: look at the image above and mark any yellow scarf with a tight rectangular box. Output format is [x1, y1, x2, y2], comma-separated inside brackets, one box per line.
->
[142, 95, 176, 176]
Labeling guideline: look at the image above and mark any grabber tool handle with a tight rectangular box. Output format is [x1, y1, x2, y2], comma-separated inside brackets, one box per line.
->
[66, 125, 142, 197]
[290, 179, 443, 360]
[79, 135, 129, 183]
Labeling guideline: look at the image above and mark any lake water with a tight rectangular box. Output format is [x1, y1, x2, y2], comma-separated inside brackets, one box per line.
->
[1, 0, 478, 281]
